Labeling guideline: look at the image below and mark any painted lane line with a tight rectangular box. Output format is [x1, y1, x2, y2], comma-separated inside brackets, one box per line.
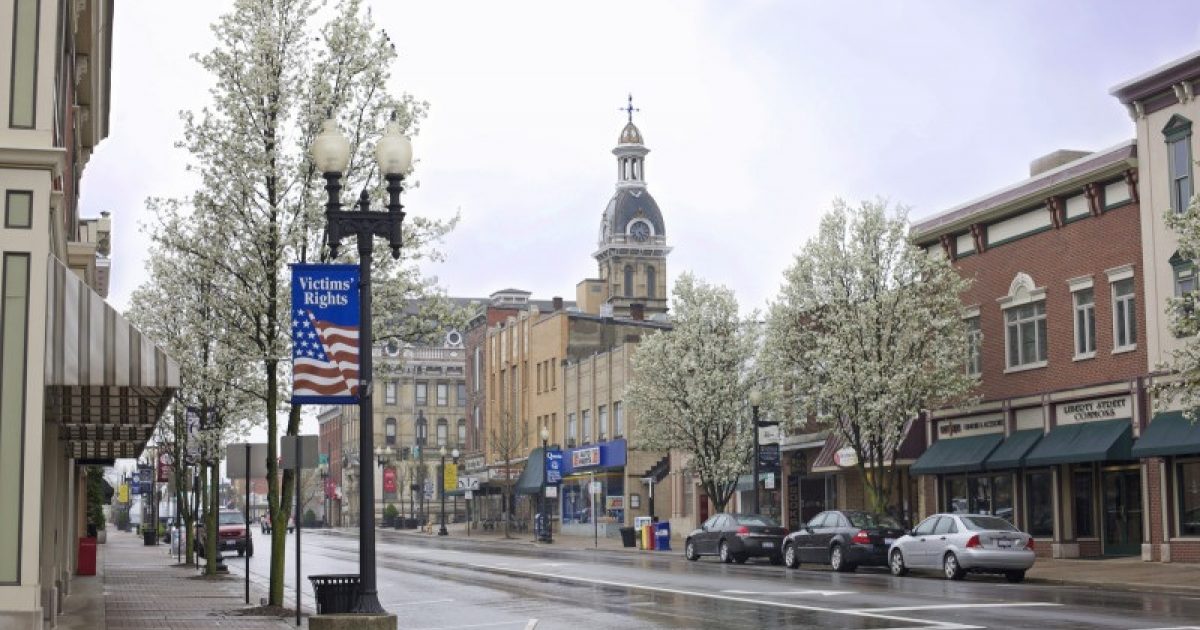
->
[722, 589, 853, 596]
[848, 603, 1061, 613]
[471, 561, 982, 630]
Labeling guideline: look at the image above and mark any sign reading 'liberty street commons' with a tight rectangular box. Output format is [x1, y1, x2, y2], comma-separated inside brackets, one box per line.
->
[290, 264, 361, 405]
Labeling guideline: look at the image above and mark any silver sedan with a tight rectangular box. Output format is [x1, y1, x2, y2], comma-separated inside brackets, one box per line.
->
[888, 513, 1035, 583]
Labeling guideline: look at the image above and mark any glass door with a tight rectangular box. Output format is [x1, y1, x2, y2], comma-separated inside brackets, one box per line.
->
[1102, 468, 1142, 556]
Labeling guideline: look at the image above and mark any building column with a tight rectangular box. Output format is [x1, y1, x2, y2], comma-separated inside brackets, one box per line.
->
[38, 422, 60, 623]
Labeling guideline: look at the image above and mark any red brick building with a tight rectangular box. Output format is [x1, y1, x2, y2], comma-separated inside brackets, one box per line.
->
[912, 142, 1149, 559]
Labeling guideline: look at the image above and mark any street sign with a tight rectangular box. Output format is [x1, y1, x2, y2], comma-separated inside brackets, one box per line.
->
[443, 462, 458, 492]
[757, 443, 781, 471]
[544, 449, 563, 485]
[759, 424, 781, 444]
[464, 490, 474, 500]
[226, 443, 269, 479]
[545, 485, 558, 499]
[280, 435, 318, 470]
[318, 453, 329, 467]
[423, 479, 435, 500]
[457, 477, 480, 491]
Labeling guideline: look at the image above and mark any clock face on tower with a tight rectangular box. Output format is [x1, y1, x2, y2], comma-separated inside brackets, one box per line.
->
[629, 221, 650, 242]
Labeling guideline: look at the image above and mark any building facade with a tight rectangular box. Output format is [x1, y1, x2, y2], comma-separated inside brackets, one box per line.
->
[1112, 51, 1200, 563]
[0, 2, 179, 627]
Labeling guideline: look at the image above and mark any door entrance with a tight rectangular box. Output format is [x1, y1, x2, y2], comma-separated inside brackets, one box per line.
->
[1101, 468, 1143, 556]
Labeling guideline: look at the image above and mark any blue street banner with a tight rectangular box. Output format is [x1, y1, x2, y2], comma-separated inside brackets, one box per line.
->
[545, 449, 563, 485]
[290, 264, 361, 405]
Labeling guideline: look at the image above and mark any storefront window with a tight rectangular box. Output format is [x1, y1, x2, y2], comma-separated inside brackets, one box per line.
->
[560, 472, 624, 525]
[1026, 470, 1054, 537]
[1179, 460, 1200, 537]
[943, 474, 1012, 519]
[945, 476, 968, 514]
[1074, 469, 1095, 538]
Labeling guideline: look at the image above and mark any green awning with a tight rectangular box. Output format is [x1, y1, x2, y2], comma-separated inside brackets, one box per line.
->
[1024, 419, 1132, 467]
[1131, 411, 1200, 458]
[515, 448, 544, 495]
[910, 433, 1004, 476]
[984, 429, 1044, 470]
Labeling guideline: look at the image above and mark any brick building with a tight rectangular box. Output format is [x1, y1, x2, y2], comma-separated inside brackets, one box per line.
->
[912, 141, 1147, 559]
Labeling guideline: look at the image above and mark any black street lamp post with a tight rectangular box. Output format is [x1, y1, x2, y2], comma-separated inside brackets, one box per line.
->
[540, 425, 552, 544]
[312, 112, 413, 615]
[438, 446, 448, 536]
[750, 388, 763, 515]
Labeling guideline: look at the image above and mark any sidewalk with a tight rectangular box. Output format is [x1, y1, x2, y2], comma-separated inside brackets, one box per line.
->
[60, 528, 302, 630]
[376, 523, 1200, 595]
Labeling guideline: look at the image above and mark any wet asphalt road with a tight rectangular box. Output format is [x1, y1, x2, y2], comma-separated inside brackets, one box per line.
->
[226, 529, 1200, 629]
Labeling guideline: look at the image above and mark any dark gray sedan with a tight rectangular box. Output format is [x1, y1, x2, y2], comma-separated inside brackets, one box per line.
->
[888, 514, 1035, 582]
[783, 510, 907, 572]
[684, 513, 787, 564]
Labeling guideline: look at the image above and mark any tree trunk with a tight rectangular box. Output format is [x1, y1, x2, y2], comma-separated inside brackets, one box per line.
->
[266, 359, 285, 606]
[207, 463, 219, 575]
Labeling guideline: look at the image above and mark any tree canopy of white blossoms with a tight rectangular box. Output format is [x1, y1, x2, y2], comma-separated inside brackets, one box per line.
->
[627, 273, 760, 513]
[136, 0, 460, 604]
[764, 199, 975, 516]
[1156, 198, 1200, 422]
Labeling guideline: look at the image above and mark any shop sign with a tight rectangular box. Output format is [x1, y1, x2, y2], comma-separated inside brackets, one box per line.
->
[834, 447, 858, 467]
[573, 446, 601, 468]
[764, 473, 775, 490]
[590, 481, 603, 495]
[758, 425, 780, 444]
[1056, 396, 1130, 424]
[606, 495, 624, 510]
[545, 486, 558, 499]
[937, 415, 1005, 439]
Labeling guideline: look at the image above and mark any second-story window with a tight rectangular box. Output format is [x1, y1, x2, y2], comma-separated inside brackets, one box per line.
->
[1167, 115, 1194, 213]
[1005, 301, 1046, 369]
[384, 381, 397, 405]
[568, 412, 578, 445]
[598, 405, 608, 441]
[385, 418, 397, 446]
[457, 418, 467, 446]
[1112, 278, 1137, 351]
[614, 402, 624, 437]
[456, 382, 466, 406]
[437, 383, 449, 406]
[1073, 288, 1096, 359]
[437, 419, 448, 446]
[965, 316, 982, 376]
[415, 382, 428, 407]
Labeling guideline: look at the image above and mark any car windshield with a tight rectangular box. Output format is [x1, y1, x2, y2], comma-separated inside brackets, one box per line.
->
[218, 512, 245, 526]
[735, 515, 780, 527]
[960, 515, 1019, 532]
[845, 512, 903, 529]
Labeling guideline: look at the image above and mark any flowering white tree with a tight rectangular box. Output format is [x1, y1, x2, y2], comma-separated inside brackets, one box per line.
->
[626, 273, 759, 513]
[764, 199, 974, 515]
[1156, 200, 1200, 419]
[140, 0, 458, 604]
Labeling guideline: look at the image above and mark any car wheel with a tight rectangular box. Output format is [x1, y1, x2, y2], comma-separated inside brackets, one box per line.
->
[685, 540, 699, 561]
[889, 549, 909, 577]
[784, 543, 800, 569]
[943, 552, 965, 580]
[830, 545, 855, 572]
[1005, 570, 1025, 583]
[719, 540, 733, 564]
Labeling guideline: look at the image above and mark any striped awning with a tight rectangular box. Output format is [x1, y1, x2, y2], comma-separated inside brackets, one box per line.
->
[42, 257, 179, 460]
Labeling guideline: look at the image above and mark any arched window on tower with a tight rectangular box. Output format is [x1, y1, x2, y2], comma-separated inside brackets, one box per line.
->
[646, 266, 656, 298]
[624, 265, 634, 297]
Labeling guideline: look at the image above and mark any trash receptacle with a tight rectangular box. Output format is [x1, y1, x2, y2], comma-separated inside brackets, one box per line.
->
[77, 537, 97, 576]
[655, 521, 671, 551]
[619, 526, 637, 548]
[641, 524, 656, 550]
[534, 513, 552, 542]
[308, 574, 361, 614]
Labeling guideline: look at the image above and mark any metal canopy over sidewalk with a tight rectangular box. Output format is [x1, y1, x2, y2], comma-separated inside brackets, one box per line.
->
[1025, 418, 1133, 467]
[515, 447, 544, 495]
[1132, 411, 1200, 458]
[910, 433, 1004, 475]
[42, 257, 179, 460]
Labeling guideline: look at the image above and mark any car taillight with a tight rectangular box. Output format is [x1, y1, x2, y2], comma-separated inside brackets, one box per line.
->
[965, 534, 981, 549]
[736, 526, 750, 537]
[1025, 538, 1035, 551]
[851, 530, 871, 545]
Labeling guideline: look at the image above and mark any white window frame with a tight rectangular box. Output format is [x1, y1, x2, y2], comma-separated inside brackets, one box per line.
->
[582, 409, 592, 444]
[1110, 277, 1137, 353]
[598, 404, 608, 441]
[614, 401, 625, 437]
[436, 383, 449, 406]
[1004, 301, 1047, 372]
[964, 314, 982, 376]
[1068, 275, 1096, 361]
[384, 381, 397, 405]
[568, 412, 578, 445]
[415, 381, 428, 406]
[436, 420, 448, 446]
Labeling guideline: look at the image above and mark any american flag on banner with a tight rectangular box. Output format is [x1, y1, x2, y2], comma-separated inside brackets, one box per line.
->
[292, 310, 360, 398]
[290, 264, 361, 404]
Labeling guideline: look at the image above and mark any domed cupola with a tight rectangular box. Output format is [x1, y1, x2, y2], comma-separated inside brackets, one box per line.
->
[589, 95, 672, 320]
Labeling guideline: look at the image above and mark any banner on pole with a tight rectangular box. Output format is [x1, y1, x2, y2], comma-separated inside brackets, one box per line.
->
[383, 467, 397, 494]
[290, 264, 361, 405]
[443, 463, 458, 492]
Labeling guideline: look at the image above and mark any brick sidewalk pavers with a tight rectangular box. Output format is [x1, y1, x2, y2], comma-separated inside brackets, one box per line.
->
[84, 529, 301, 630]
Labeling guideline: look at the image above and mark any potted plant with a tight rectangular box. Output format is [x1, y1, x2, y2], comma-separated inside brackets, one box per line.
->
[383, 504, 398, 528]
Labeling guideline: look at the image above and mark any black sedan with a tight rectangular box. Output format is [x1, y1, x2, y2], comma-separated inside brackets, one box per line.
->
[783, 510, 906, 572]
[685, 513, 788, 564]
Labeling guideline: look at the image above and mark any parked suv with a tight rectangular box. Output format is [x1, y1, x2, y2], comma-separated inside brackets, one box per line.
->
[197, 509, 253, 558]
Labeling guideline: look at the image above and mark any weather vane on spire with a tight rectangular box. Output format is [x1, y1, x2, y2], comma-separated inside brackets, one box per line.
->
[620, 93, 640, 123]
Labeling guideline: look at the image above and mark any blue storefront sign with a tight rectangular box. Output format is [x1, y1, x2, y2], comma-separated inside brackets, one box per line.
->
[561, 439, 627, 474]
[545, 449, 563, 485]
[290, 264, 361, 404]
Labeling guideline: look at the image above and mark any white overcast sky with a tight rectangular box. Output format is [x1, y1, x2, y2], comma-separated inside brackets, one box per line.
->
[89, 0, 1200, 318]
[88, 1, 1200, 457]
